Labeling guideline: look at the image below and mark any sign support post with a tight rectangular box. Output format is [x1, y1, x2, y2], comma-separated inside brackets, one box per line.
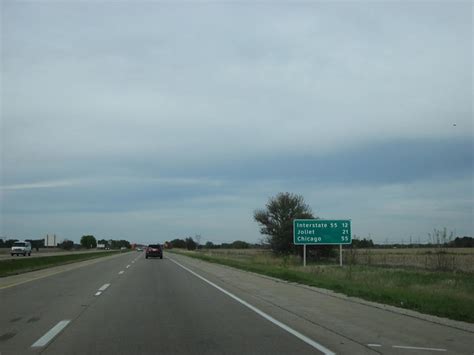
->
[339, 244, 342, 267]
[303, 244, 306, 267]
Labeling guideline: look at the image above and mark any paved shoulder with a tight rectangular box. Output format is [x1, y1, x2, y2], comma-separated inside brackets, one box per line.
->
[167, 253, 474, 354]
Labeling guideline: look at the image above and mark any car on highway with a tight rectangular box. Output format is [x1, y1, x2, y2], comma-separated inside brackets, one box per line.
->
[145, 244, 163, 259]
[11, 241, 32, 256]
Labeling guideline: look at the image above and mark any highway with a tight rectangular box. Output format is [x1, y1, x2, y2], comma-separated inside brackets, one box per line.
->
[0, 251, 473, 355]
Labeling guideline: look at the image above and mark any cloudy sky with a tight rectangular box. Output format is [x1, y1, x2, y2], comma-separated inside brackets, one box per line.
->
[1, 1, 472, 245]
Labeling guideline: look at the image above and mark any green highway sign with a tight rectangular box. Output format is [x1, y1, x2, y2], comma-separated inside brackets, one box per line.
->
[293, 219, 352, 245]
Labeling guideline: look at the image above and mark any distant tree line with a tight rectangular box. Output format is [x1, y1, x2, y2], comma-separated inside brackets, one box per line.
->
[0, 238, 44, 250]
[97, 238, 131, 249]
[449, 236, 474, 248]
[167, 238, 199, 250]
[0, 236, 132, 250]
[203, 240, 255, 249]
[56, 236, 132, 250]
[361, 236, 474, 249]
[57, 239, 77, 250]
[351, 238, 375, 248]
[165, 238, 259, 250]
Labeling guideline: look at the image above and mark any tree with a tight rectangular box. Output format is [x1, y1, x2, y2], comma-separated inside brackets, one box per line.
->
[58, 239, 74, 250]
[194, 234, 202, 249]
[97, 239, 108, 245]
[26, 239, 44, 251]
[2, 239, 18, 248]
[352, 238, 374, 248]
[118, 240, 131, 249]
[80, 235, 97, 249]
[170, 238, 186, 248]
[107, 239, 131, 249]
[450, 236, 474, 248]
[254, 192, 314, 254]
[185, 237, 197, 250]
[231, 240, 249, 249]
[204, 241, 215, 249]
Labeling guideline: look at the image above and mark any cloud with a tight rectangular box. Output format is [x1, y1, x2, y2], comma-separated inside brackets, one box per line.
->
[1, 1, 472, 243]
[3, 2, 471, 163]
[1, 179, 82, 191]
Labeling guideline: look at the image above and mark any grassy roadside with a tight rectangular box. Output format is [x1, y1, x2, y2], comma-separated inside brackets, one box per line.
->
[168, 249, 474, 323]
[0, 251, 123, 277]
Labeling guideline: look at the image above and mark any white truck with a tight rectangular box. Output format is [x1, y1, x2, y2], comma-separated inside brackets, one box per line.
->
[11, 241, 32, 256]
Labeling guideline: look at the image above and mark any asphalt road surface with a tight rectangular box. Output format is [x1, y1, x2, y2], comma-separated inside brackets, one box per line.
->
[0, 251, 472, 355]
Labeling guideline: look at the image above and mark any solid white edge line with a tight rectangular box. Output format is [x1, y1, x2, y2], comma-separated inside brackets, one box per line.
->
[95, 291, 102, 296]
[393, 345, 447, 352]
[367, 344, 382, 347]
[31, 320, 71, 347]
[98, 283, 110, 291]
[168, 257, 335, 355]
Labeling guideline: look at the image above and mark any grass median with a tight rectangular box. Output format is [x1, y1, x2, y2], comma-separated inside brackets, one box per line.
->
[0, 251, 123, 277]
[169, 249, 474, 323]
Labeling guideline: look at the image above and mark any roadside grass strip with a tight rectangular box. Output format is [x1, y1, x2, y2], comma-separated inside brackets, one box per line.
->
[0, 251, 121, 277]
[169, 250, 474, 323]
[31, 320, 71, 348]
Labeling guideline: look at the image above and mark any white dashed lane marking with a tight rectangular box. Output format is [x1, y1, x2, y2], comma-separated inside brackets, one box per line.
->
[33, 254, 141, 348]
[392, 345, 447, 352]
[31, 320, 71, 348]
[98, 283, 110, 291]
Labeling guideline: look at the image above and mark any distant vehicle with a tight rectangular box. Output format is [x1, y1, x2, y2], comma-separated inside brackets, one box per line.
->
[11, 241, 32, 256]
[44, 234, 58, 247]
[97, 243, 106, 250]
[136, 247, 142, 252]
[146, 244, 163, 259]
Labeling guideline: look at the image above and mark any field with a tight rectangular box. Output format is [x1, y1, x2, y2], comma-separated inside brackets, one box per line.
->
[196, 247, 474, 272]
[343, 247, 474, 272]
[170, 248, 474, 323]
